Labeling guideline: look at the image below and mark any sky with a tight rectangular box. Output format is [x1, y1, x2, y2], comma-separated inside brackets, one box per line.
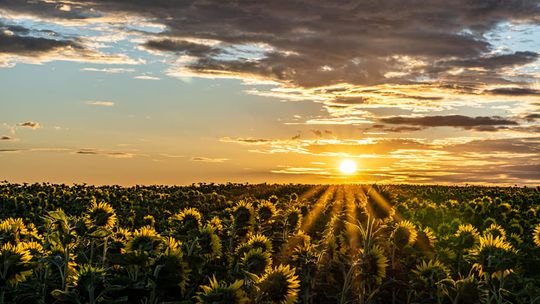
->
[1, 1, 540, 185]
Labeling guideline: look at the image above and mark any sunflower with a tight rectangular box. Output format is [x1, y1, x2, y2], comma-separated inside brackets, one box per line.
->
[412, 260, 450, 287]
[233, 201, 255, 228]
[0, 242, 33, 286]
[435, 247, 456, 264]
[0, 218, 29, 244]
[256, 264, 300, 304]
[357, 245, 388, 285]
[483, 223, 506, 240]
[196, 276, 248, 304]
[241, 248, 273, 276]
[125, 226, 164, 253]
[453, 276, 488, 304]
[507, 233, 523, 248]
[85, 201, 117, 229]
[197, 225, 222, 259]
[154, 237, 190, 295]
[247, 233, 273, 253]
[290, 243, 318, 270]
[414, 227, 437, 252]
[20, 241, 44, 259]
[469, 235, 516, 277]
[207, 216, 224, 235]
[257, 200, 277, 223]
[143, 215, 155, 227]
[285, 208, 303, 231]
[392, 220, 418, 249]
[71, 264, 107, 301]
[170, 208, 203, 233]
[533, 223, 540, 248]
[454, 224, 480, 250]
[282, 230, 311, 257]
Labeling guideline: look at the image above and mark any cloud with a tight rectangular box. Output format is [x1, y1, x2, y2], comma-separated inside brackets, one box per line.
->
[81, 67, 135, 73]
[85, 100, 115, 106]
[142, 39, 221, 57]
[524, 114, 540, 121]
[0, 135, 14, 140]
[75, 148, 136, 158]
[486, 87, 540, 96]
[134, 75, 160, 80]
[190, 156, 228, 163]
[379, 115, 518, 131]
[16, 121, 41, 129]
[0, 30, 78, 55]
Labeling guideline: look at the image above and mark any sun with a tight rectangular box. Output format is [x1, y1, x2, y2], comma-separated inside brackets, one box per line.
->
[339, 159, 357, 174]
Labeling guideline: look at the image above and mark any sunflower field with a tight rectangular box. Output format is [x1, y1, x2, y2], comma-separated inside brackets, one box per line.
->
[0, 182, 539, 304]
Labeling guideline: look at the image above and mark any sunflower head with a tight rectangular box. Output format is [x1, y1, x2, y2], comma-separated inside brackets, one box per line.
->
[247, 233, 273, 253]
[0, 242, 33, 286]
[437, 222, 453, 237]
[533, 224, 540, 248]
[483, 223, 506, 240]
[71, 264, 107, 299]
[241, 248, 272, 276]
[454, 224, 480, 250]
[256, 264, 300, 304]
[196, 276, 248, 304]
[170, 208, 203, 233]
[154, 237, 190, 295]
[85, 201, 117, 229]
[233, 201, 255, 228]
[0, 218, 29, 244]
[412, 260, 450, 287]
[414, 227, 437, 252]
[142, 215, 155, 227]
[436, 247, 456, 264]
[469, 235, 517, 277]
[285, 208, 303, 231]
[20, 241, 44, 260]
[207, 216, 224, 235]
[454, 276, 488, 304]
[283, 230, 311, 256]
[357, 245, 388, 285]
[392, 220, 418, 249]
[125, 226, 164, 253]
[197, 225, 222, 259]
[257, 200, 277, 222]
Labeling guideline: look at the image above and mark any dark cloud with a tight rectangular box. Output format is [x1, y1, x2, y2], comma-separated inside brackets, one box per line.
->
[438, 51, 538, 70]
[486, 87, 540, 96]
[142, 39, 221, 57]
[524, 113, 540, 121]
[448, 137, 540, 154]
[0, 136, 14, 140]
[16, 121, 41, 129]
[379, 115, 518, 131]
[0, 31, 79, 56]
[76, 149, 98, 155]
[2, 0, 539, 89]
[369, 124, 424, 133]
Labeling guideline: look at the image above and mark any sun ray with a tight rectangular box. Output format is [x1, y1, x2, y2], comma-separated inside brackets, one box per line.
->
[300, 185, 337, 234]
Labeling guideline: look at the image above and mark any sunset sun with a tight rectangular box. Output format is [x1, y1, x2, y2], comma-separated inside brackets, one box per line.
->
[339, 159, 357, 174]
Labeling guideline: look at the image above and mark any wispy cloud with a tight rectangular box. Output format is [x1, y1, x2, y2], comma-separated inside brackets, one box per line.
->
[191, 156, 228, 163]
[16, 121, 41, 129]
[85, 100, 115, 107]
[81, 67, 135, 74]
[134, 75, 160, 80]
